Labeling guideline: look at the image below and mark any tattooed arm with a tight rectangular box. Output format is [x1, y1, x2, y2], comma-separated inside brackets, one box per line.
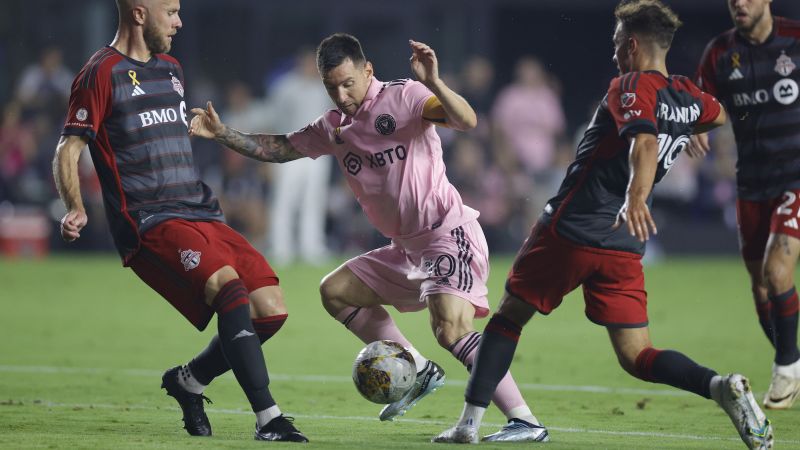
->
[189, 101, 304, 163]
[214, 126, 303, 163]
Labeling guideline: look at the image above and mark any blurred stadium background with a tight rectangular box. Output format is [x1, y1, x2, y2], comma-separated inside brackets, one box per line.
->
[3, 2, 800, 448]
[0, 0, 799, 260]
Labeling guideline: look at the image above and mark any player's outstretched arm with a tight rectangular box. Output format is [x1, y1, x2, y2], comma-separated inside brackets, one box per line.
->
[52, 135, 89, 242]
[613, 133, 659, 242]
[409, 40, 477, 131]
[189, 101, 303, 163]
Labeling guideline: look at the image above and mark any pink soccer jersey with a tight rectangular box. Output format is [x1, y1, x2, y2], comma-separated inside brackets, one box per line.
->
[288, 77, 479, 239]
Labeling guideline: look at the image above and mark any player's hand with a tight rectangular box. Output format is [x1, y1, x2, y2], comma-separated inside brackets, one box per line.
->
[612, 197, 657, 242]
[189, 101, 225, 139]
[409, 40, 440, 86]
[686, 133, 710, 158]
[59, 209, 88, 242]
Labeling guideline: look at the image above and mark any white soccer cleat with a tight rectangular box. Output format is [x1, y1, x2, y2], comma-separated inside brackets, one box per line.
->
[379, 360, 445, 421]
[481, 418, 550, 442]
[763, 363, 800, 410]
[716, 374, 773, 450]
[431, 425, 479, 444]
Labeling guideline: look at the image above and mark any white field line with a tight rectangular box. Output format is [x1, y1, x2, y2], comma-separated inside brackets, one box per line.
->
[0, 364, 690, 397]
[10, 400, 796, 446]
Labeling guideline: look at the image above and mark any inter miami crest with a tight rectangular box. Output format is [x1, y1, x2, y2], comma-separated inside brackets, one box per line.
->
[375, 114, 396, 135]
[179, 248, 201, 271]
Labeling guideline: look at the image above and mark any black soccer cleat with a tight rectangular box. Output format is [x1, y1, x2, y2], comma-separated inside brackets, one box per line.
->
[254, 415, 309, 443]
[161, 365, 213, 436]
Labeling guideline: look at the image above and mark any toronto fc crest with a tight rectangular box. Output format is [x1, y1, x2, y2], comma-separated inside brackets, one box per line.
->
[775, 51, 796, 77]
[171, 74, 185, 97]
[179, 249, 201, 271]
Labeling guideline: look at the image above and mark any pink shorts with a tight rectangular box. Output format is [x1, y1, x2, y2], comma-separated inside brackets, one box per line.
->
[346, 220, 490, 318]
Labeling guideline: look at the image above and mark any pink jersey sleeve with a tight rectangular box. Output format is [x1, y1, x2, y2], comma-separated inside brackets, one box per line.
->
[401, 80, 435, 122]
[287, 112, 335, 159]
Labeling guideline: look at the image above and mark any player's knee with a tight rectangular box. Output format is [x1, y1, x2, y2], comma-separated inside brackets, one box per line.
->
[250, 286, 287, 318]
[764, 262, 792, 292]
[204, 265, 240, 305]
[617, 352, 638, 377]
[319, 274, 351, 316]
[433, 318, 473, 349]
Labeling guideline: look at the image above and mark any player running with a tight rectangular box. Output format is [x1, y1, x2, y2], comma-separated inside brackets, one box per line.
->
[53, 0, 307, 442]
[693, 0, 800, 410]
[432, 1, 773, 448]
[190, 33, 548, 442]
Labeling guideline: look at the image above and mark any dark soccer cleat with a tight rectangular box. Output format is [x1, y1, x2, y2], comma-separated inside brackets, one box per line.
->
[161, 366, 213, 436]
[254, 415, 309, 442]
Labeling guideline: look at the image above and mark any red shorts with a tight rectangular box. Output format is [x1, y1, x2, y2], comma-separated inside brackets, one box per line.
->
[128, 219, 278, 331]
[737, 189, 800, 261]
[506, 222, 648, 328]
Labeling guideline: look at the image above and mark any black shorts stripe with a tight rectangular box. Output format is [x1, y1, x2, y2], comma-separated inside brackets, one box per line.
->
[451, 226, 473, 294]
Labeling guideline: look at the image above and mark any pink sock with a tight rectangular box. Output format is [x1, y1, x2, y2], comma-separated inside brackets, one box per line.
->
[335, 306, 413, 347]
[450, 331, 528, 418]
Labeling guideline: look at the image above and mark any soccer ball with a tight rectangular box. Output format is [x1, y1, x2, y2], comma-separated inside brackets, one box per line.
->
[352, 340, 417, 404]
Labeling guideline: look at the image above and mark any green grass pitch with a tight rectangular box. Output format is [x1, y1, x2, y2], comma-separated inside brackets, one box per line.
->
[1, 255, 798, 449]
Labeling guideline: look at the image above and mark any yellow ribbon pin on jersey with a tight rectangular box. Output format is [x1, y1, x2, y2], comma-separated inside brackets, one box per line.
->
[128, 70, 140, 86]
[732, 53, 741, 68]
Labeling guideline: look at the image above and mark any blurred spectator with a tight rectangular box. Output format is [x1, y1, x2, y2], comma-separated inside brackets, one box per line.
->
[695, 123, 738, 228]
[15, 47, 73, 122]
[447, 135, 520, 251]
[491, 56, 567, 232]
[460, 55, 495, 144]
[263, 49, 333, 266]
[206, 81, 271, 245]
[0, 101, 37, 202]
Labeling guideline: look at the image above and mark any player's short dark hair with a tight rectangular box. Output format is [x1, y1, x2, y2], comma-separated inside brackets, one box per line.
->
[316, 33, 367, 74]
[614, 0, 682, 49]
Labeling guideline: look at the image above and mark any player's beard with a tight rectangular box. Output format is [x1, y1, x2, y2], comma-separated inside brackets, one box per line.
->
[736, 9, 766, 33]
[143, 21, 170, 54]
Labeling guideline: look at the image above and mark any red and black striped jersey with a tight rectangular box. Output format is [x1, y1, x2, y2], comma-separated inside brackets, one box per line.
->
[696, 17, 800, 201]
[62, 46, 223, 263]
[541, 71, 720, 255]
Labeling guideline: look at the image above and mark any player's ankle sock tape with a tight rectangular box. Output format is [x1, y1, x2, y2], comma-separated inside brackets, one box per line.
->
[636, 348, 716, 399]
[634, 347, 661, 382]
[755, 300, 776, 344]
[215, 282, 275, 412]
[770, 288, 800, 365]
[449, 331, 481, 370]
[465, 317, 519, 408]
[189, 315, 288, 384]
[771, 287, 800, 317]
[484, 314, 522, 343]
[253, 314, 288, 342]
[212, 279, 250, 314]
[335, 305, 413, 348]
